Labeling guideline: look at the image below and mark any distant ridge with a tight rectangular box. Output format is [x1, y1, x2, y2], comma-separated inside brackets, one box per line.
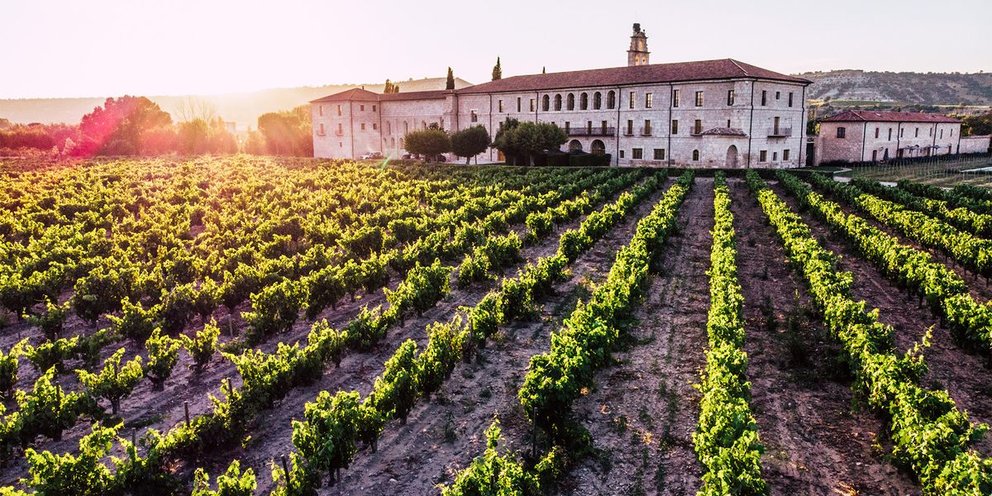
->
[0, 76, 473, 130]
[798, 69, 991, 106]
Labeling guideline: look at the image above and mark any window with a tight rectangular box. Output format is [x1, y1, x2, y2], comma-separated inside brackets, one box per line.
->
[671, 119, 679, 135]
[727, 119, 731, 128]
[629, 91, 635, 109]
[915, 127, 919, 138]
[470, 110, 478, 123]
[632, 148, 643, 159]
[554, 94, 562, 111]
[404, 121, 409, 133]
[875, 127, 879, 139]
[929, 127, 932, 137]
[889, 128, 893, 140]
[759, 150, 768, 162]
[788, 92, 794, 107]
[530, 99, 536, 112]
[319, 105, 323, 116]
[672, 89, 680, 108]
[619, 150, 625, 158]
[387, 122, 391, 134]
[337, 123, 343, 134]
[645, 92, 653, 108]
[372, 105, 377, 112]
[517, 97, 521, 112]
[360, 123, 366, 131]
[372, 123, 377, 130]
[607, 90, 616, 109]
[542, 95, 550, 111]
[951, 128, 954, 137]
[580, 93, 588, 110]
[775, 91, 781, 100]
[940, 129, 943, 139]
[601, 120, 608, 134]
[360, 105, 365, 111]
[567, 94, 575, 111]
[773, 151, 778, 161]
[339, 142, 343, 148]
[872, 150, 878, 162]
[564, 122, 570, 134]
[337, 105, 342, 116]
[586, 120, 592, 134]
[727, 89, 735, 106]
[498, 100, 503, 112]
[836, 127, 846, 138]
[692, 150, 700, 161]
[783, 149, 790, 161]
[695, 91, 704, 107]
[626, 119, 633, 135]
[318, 123, 325, 135]
[693, 119, 702, 134]
[643, 119, 652, 136]
[653, 148, 666, 160]
[594, 92, 602, 110]
[900, 128, 904, 138]
[761, 90, 767, 106]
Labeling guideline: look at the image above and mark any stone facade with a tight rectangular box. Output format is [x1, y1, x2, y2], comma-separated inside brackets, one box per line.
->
[815, 112, 968, 165]
[960, 135, 992, 155]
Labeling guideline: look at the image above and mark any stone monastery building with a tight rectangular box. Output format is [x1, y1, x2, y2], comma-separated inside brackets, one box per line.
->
[311, 23, 813, 167]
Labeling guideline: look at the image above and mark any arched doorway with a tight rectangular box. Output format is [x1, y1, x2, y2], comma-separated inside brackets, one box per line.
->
[569, 140, 583, 152]
[725, 145, 738, 168]
[591, 140, 605, 155]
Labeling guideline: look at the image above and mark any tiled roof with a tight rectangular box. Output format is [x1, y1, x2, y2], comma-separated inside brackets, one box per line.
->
[457, 58, 810, 94]
[700, 127, 748, 137]
[310, 88, 380, 103]
[378, 90, 450, 101]
[821, 110, 960, 124]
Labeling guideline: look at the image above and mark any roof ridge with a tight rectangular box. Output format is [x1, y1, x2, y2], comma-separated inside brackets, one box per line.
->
[727, 59, 750, 77]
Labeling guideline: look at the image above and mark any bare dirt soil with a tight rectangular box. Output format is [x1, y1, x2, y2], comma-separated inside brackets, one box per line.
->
[734, 180, 921, 495]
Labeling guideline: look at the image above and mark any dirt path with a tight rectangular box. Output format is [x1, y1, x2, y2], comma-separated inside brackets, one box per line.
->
[556, 177, 712, 496]
[304, 181, 671, 496]
[732, 179, 921, 495]
[772, 181, 992, 459]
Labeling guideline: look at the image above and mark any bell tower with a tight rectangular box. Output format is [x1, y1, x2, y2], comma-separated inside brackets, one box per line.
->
[627, 23, 649, 66]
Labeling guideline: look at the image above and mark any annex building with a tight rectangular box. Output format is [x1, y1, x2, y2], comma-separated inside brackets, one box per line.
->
[311, 23, 811, 168]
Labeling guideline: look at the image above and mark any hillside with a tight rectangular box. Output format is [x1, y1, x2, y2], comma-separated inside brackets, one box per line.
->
[799, 70, 992, 106]
[0, 76, 472, 131]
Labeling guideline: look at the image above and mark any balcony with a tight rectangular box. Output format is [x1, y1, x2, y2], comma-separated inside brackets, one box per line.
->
[567, 126, 616, 137]
[768, 127, 792, 138]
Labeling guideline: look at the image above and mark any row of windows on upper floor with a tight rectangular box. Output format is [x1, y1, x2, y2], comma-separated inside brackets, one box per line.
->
[317, 103, 377, 117]
[835, 125, 955, 140]
[488, 88, 796, 113]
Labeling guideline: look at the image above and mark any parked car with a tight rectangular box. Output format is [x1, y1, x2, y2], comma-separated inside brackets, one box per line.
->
[360, 152, 384, 160]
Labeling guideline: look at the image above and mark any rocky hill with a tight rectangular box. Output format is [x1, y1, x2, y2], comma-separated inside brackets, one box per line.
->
[799, 70, 991, 106]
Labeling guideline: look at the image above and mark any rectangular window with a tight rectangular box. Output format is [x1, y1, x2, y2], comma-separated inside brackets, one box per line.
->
[775, 91, 781, 100]
[940, 129, 943, 139]
[629, 91, 635, 109]
[517, 97, 521, 112]
[761, 90, 767, 106]
[337, 105, 342, 116]
[873, 150, 878, 161]
[601, 120, 608, 134]
[643, 119, 652, 135]
[788, 92, 794, 107]
[318, 123, 325, 135]
[951, 128, 954, 137]
[645, 92, 653, 108]
[619, 150, 625, 158]
[626, 119, 633, 135]
[929, 127, 933, 137]
[360, 104, 365, 111]
[372, 123, 377, 130]
[530, 99, 535, 112]
[564, 122, 570, 134]
[783, 149, 790, 161]
[498, 100, 503, 112]
[653, 148, 666, 160]
[900, 128, 904, 138]
[875, 127, 879, 139]
[693, 119, 702, 134]
[759, 150, 768, 162]
[837, 127, 846, 138]
[360, 123, 366, 131]
[319, 105, 323, 116]
[672, 89, 680, 108]
[727, 89, 735, 106]
[889, 128, 893, 140]
[632, 148, 643, 159]
[372, 105, 376, 112]
[695, 91, 704, 107]
[915, 128, 919, 138]
[586, 121, 592, 134]
[671, 119, 679, 135]
[773, 151, 778, 161]
[337, 123, 343, 133]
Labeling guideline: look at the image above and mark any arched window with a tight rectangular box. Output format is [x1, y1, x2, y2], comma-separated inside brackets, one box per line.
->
[554, 94, 562, 111]
[593, 92, 602, 110]
[580, 93, 588, 110]
[607, 91, 616, 109]
[542, 95, 550, 111]
[692, 150, 700, 161]
[566, 94, 575, 111]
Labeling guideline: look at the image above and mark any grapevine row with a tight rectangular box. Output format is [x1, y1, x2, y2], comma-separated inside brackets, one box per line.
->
[849, 177, 992, 238]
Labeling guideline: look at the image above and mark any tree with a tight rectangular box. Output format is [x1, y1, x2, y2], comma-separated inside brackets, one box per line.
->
[256, 106, 313, 156]
[958, 111, 992, 137]
[492, 57, 502, 81]
[404, 128, 451, 162]
[446, 67, 455, 90]
[491, 118, 523, 165]
[383, 79, 399, 94]
[77, 96, 172, 156]
[450, 125, 491, 164]
[491, 119, 565, 166]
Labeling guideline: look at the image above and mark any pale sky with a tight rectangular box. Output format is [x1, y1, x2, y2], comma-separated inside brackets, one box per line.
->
[1, 0, 989, 99]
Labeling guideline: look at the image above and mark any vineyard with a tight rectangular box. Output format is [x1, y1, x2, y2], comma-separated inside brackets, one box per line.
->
[1, 156, 992, 495]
